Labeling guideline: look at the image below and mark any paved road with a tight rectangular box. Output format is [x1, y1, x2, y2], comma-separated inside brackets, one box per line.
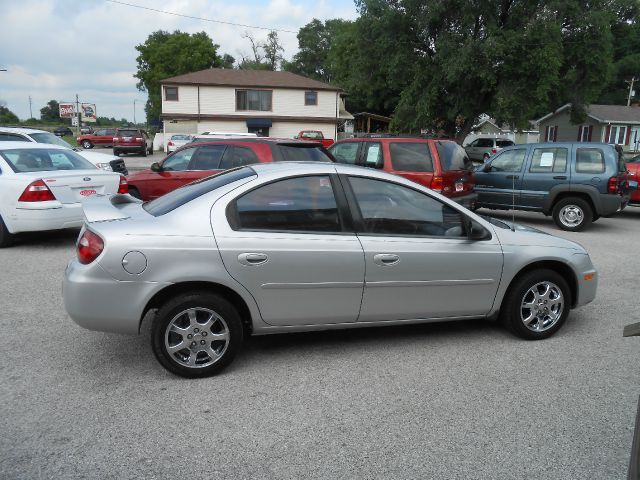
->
[1, 208, 639, 479]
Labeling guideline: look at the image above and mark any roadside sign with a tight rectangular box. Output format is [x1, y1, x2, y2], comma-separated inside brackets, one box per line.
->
[59, 103, 76, 118]
[71, 116, 79, 127]
[81, 103, 97, 122]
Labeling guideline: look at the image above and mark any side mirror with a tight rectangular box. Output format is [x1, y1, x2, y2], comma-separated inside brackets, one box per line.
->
[463, 216, 489, 240]
[482, 163, 492, 173]
[150, 162, 162, 172]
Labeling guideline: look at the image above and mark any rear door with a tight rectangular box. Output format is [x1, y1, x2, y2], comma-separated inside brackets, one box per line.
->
[474, 147, 527, 208]
[520, 145, 570, 210]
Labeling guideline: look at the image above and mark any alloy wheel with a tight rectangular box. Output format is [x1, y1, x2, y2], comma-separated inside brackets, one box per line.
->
[520, 281, 564, 332]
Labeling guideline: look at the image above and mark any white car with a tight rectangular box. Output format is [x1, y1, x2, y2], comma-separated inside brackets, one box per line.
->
[0, 143, 128, 247]
[0, 127, 128, 174]
[165, 134, 193, 153]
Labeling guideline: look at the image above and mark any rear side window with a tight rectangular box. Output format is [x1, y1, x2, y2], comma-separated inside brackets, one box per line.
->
[529, 148, 567, 173]
[144, 167, 256, 216]
[219, 146, 260, 169]
[476, 139, 493, 147]
[189, 145, 226, 170]
[0, 133, 29, 141]
[362, 142, 383, 169]
[389, 142, 433, 172]
[330, 142, 359, 164]
[232, 175, 341, 232]
[276, 145, 332, 162]
[435, 141, 472, 171]
[576, 148, 605, 173]
[496, 140, 514, 148]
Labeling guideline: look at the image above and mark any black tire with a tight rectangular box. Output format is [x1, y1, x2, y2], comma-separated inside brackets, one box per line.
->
[500, 269, 571, 340]
[0, 215, 15, 248]
[128, 186, 142, 200]
[151, 292, 244, 378]
[141, 146, 147, 157]
[552, 197, 593, 231]
[81, 140, 93, 149]
[113, 149, 121, 156]
[148, 145, 153, 155]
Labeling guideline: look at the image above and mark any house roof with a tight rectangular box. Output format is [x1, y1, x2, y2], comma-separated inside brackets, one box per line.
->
[537, 103, 640, 124]
[161, 68, 343, 92]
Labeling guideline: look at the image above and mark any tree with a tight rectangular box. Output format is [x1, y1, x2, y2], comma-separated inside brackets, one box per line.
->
[263, 31, 285, 70]
[40, 99, 60, 122]
[238, 30, 286, 70]
[0, 103, 19, 124]
[220, 54, 236, 69]
[135, 30, 229, 123]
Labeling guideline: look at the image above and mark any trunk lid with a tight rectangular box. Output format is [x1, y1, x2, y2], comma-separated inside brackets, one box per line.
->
[44, 170, 120, 204]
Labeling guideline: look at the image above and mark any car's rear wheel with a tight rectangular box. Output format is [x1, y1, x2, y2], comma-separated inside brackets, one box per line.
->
[128, 186, 142, 200]
[552, 197, 593, 231]
[141, 146, 147, 157]
[151, 292, 243, 378]
[81, 140, 93, 149]
[483, 153, 489, 161]
[0, 215, 15, 248]
[501, 269, 570, 340]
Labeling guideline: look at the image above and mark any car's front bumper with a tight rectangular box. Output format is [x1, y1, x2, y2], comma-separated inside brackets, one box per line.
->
[572, 253, 598, 308]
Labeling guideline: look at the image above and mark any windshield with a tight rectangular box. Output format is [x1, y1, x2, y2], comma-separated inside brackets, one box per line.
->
[29, 132, 73, 149]
[0, 148, 96, 172]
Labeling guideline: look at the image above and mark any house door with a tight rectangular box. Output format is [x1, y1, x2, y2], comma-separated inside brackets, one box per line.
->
[248, 126, 269, 137]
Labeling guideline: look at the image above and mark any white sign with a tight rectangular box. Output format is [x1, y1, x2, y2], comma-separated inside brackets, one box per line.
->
[71, 116, 78, 127]
[81, 103, 97, 122]
[366, 144, 381, 166]
[539, 152, 554, 167]
[59, 103, 75, 118]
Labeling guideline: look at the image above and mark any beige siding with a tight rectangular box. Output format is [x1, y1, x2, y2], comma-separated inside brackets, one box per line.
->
[539, 111, 600, 142]
[270, 122, 335, 140]
[162, 86, 199, 114]
[164, 120, 198, 134]
[197, 120, 248, 134]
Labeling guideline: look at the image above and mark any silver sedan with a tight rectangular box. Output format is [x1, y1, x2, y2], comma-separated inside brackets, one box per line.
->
[64, 162, 598, 378]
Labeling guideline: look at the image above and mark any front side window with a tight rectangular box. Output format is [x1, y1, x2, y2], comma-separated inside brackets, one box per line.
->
[349, 177, 465, 237]
[389, 142, 433, 172]
[576, 148, 605, 173]
[162, 147, 196, 171]
[330, 142, 360, 164]
[164, 86, 178, 101]
[305, 91, 318, 106]
[529, 148, 567, 173]
[488, 149, 526, 172]
[236, 89, 272, 111]
[233, 175, 341, 232]
[1, 148, 95, 172]
[607, 126, 627, 144]
[219, 146, 259, 169]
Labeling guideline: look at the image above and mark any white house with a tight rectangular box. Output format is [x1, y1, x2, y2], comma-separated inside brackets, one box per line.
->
[160, 68, 352, 144]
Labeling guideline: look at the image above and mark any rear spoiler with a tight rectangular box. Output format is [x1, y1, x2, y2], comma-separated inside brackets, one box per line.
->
[82, 193, 142, 223]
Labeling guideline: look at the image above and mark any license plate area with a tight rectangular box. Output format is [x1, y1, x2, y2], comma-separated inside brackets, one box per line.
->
[455, 182, 464, 192]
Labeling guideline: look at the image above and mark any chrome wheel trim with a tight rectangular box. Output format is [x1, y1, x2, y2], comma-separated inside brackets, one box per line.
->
[82, 141, 91, 149]
[520, 281, 564, 332]
[164, 307, 230, 369]
[559, 205, 584, 228]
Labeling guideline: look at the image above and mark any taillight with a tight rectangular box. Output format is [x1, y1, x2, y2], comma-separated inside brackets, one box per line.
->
[491, 147, 497, 154]
[18, 179, 56, 202]
[77, 230, 104, 265]
[608, 176, 618, 194]
[167, 141, 174, 146]
[135, 137, 143, 142]
[113, 137, 119, 143]
[118, 175, 129, 194]
[430, 176, 443, 192]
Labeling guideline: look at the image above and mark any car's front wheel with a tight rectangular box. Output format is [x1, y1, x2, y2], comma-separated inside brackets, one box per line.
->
[0, 215, 15, 248]
[552, 197, 593, 231]
[81, 140, 93, 149]
[501, 269, 570, 340]
[151, 292, 244, 378]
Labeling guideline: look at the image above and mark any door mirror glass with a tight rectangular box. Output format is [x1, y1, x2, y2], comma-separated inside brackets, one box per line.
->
[150, 162, 162, 172]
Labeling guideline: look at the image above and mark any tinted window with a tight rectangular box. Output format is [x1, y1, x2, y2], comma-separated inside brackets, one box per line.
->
[529, 148, 567, 173]
[29, 132, 73, 148]
[304, 91, 318, 106]
[144, 168, 256, 217]
[94, 130, 106, 136]
[236, 89, 272, 111]
[0, 133, 28, 141]
[496, 140, 514, 147]
[0, 148, 95, 172]
[435, 141, 472, 171]
[576, 148, 605, 173]
[234, 176, 341, 232]
[489, 149, 526, 172]
[390, 142, 433, 172]
[163, 147, 196, 171]
[330, 142, 359, 164]
[190, 145, 226, 170]
[276, 145, 332, 162]
[224, 146, 259, 169]
[117, 129, 139, 137]
[105, 129, 116, 136]
[349, 177, 464, 236]
[476, 139, 493, 147]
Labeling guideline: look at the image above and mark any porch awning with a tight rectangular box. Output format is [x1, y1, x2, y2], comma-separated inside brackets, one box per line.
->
[246, 118, 272, 128]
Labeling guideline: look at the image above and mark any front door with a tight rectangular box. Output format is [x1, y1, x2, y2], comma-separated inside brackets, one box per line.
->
[212, 174, 365, 326]
[474, 147, 527, 208]
[519, 145, 571, 210]
[248, 126, 269, 137]
[345, 176, 503, 322]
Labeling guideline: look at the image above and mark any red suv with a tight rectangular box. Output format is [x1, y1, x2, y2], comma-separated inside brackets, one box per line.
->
[329, 137, 476, 207]
[126, 139, 333, 200]
[77, 128, 117, 149]
[113, 128, 153, 157]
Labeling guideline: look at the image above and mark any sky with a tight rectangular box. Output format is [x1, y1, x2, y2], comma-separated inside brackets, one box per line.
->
[0, 0, 358, 122]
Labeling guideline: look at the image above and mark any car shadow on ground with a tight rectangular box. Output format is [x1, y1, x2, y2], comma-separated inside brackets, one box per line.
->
[11, 228, 79, 248]
[480, 209, 621, 232]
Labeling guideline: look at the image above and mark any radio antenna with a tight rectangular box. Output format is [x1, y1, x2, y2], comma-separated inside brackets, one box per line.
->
[511, 173, 516, 231]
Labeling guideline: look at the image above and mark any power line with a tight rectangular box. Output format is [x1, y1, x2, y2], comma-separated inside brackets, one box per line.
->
[105, 0, 298, 34]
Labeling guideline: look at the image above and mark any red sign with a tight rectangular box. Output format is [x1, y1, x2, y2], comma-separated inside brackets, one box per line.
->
[79, 189, 97, 197]
[59, 103, 76, 118]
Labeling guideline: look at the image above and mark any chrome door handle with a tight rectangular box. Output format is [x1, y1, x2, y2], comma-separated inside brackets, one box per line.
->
[238, 253, 268, 266]
[373, 254, 400, 266]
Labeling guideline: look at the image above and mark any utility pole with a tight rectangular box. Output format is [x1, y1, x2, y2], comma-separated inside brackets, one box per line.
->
[133, 99, 137, 125]
[626, 77, 637, 107]
[28, 96, 33, 119]
[76, 94, 81, 135]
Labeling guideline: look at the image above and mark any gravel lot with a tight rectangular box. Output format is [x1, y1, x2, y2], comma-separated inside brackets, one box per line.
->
[1, 202, 639, 479]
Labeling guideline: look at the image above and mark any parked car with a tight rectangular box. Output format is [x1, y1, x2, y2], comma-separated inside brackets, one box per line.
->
[165, 134, 193, 153]
[474, 142, 630, 231]
[113, 128, 153, 156]
[53, 126, 73, 137]
[465, 137, 515, 163]
[64, 162, 598, 378]
[0, 143, 128, 247]
[126, 138, 333, 201]
[80, 126, 93, 135]
[190, 132, 258, 143]
[77, 128, 117, 149]
[294, 130, 334, 148]
[0, 126, 127, 174]
[626, 154, 640, 206]
[328, 137, 476, 208]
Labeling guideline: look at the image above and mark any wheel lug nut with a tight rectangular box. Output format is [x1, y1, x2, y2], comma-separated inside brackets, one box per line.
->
[191, 341, 196, 346]
[200, 340, 205, 345]
[187, 334, 192, 339]
[194, 328, 199, 333]
[202, 332, 207, 336]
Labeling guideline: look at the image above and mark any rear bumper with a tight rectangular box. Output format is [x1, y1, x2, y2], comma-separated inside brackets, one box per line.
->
[114, 144, 145, 152]
[599, 194, 624, 216]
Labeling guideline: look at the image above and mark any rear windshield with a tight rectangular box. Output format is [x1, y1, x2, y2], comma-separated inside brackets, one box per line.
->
[29, 132, 73, 148]
[0, 148, 95, 172]
[143, 167, 256, 216]
[496, 140, 515, 147]
[171, 135, 191, 141]
[435, 141, 473, 171]
[116, 129, 139, 137]
[276, 144, 333, 162]
[300, 131, 322, 139]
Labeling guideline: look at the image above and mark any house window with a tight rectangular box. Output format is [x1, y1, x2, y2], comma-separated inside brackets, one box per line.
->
[607, 125, 627, 145]
[236, 90, 272, 111]
[579, 125, 591, 142]
[546, 125, 557, 142]
[164, 86, 178, 101]
[305, 91, 318, 106]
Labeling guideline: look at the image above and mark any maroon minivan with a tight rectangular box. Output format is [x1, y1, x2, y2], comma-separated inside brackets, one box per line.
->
[76, 128, 117, 149]
[113, 128, 153, 157]
[329, 137, 476, 208]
